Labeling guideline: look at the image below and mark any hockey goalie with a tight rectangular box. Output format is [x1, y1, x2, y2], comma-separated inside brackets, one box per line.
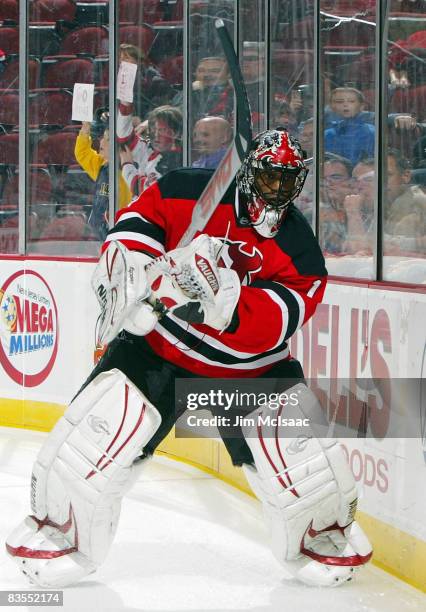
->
[6, 128, 372, 588]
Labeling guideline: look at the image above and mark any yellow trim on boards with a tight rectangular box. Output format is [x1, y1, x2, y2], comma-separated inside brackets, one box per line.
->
[1, 398, 425, 593]
[0, 398, 64, 431]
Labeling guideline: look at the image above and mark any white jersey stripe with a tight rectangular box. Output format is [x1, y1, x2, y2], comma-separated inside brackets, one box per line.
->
[117, 211, 154, 225]
[155, 324, 289, 369]
[104, 232, 166, 254]
[260, 288, 288, 348]
[284, 286, 305, 330]
[274, 282, 305, 331]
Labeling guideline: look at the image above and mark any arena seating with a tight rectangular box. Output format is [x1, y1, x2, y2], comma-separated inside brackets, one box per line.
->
[74, 0, 108, 26]
[389, 85, 426, 119]
[94, 56, 109, 86]
[39, 213, 95, 243]
[149, 21, 182, 63]
[0, 57, 40, 90]
[59, 26, 109, 56]
[157, 55, 183, 87]
[33, 130, 78, 166]
[62, 165, 96, 207]
[0, 132, 18, 165]
[42, 56, 94, 88]
[119, 0, 164, 25]
[119, 24, 155, 54]
[0, 93, 19, 127]
[0, 27, 20, 54]
[29, 90, 73, 127]
[0, 0, 18, 22]
[1, 167, 53, 206]
[30, 0, 77, 23]
[28, 24, 61, 57]
[271, 49, 313, 85]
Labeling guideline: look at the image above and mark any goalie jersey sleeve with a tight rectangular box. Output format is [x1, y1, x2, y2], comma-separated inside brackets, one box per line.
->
[102, 168, 327, 377]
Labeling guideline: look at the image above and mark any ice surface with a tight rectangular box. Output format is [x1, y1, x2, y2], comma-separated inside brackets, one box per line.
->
[0, 427, 424, 612]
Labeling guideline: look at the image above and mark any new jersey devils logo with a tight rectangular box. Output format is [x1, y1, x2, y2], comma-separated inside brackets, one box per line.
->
[218, 240, 263, 285]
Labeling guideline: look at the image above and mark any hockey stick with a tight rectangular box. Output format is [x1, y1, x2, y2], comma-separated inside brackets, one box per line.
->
[177, 18, 253, 248]
[94, 21, 252, 343]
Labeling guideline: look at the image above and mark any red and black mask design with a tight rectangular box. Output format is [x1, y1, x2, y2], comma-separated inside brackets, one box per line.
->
[237, 128, 308, 237]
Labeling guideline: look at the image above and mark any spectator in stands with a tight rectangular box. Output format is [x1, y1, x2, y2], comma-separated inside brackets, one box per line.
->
[298, 118, 314, 158]
[174, 56, 233, 124]
[320, 155, 353, 254]
[281, 115, 314, 222]
[324, 86, 421, 137]
[191, 116, 232, 169]
[388, 24, 426, 90]
[384, 150, 426, 245]
[342, 151, 426, 254]
[288, 84, 315, 125]
[411, 128, 426, 168]
[242, 41, 278, 128]
[295, 158, 314, 223]
[324, 87, 375, 165]
[324, 86, 374, 129]
[118, 103, 182, 197]
[388, 114, 422, 163]
[119, 43, 173, 118]
[389, 66, 410, 90]
[192, 55, 233, 121]
[271, 101, 298, 137]
[342, 157, 375, 254]
[75, 121, 131, 240]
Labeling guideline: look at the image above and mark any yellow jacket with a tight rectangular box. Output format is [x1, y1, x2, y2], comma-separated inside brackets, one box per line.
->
[74, 133, 132, 210]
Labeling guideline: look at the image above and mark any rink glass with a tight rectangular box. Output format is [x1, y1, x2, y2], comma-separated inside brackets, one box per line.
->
[0, 1, 424, 285]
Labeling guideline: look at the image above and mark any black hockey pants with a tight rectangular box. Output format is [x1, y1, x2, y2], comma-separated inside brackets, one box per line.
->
[75, 331, 305, 466]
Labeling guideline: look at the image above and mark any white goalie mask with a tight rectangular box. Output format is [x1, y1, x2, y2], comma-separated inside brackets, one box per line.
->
[236, 128, 308, 237]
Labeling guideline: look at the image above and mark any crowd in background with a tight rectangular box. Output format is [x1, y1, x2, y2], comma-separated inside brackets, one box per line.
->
[0, 0, 425, 280]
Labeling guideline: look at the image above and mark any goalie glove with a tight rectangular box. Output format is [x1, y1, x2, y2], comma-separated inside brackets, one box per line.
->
[146, 234, 241, 332]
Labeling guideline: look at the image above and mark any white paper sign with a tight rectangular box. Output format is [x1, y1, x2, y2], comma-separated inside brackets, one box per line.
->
[117, 61, 138, 103]
[72, 83, 95, 122]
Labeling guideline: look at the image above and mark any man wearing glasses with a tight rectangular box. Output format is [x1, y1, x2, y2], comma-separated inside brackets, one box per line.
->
[320, 154, 353, 254]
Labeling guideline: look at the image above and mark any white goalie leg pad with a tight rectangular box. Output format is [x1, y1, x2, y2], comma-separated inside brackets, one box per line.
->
[241, 383, 372, 587]
[6, 369, 161, 588]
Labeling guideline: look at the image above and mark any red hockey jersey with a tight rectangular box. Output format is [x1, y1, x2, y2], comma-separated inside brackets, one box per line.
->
[102, 168, 327, 377]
